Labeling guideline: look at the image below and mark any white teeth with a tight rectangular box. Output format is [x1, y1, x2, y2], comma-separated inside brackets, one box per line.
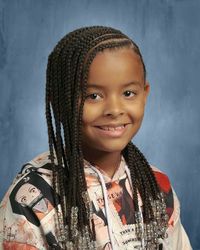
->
[99, 125, 125, 131]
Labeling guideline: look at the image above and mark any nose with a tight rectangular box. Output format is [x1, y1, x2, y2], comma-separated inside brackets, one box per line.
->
[103, 96, 124, 117]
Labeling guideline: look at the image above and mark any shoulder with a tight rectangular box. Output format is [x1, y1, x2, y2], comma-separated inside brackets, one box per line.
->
[150, 165, 181, 228]
[150, 165, 172, 194]
[15, 151, 57, 189]
[0, 151, 57, 222]
[10, 151, 56, 204]
[20, 151, 54, 173]
[0, 151, 61, 248]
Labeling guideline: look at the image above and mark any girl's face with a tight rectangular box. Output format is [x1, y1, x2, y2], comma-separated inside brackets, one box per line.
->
[81, 47, 150, 155]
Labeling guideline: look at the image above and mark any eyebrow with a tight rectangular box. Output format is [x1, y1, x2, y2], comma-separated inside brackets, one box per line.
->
[86, 81, 141, 89]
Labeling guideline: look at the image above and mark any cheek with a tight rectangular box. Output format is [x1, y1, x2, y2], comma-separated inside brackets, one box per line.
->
[82, 104, 100, 124]
[128, 104, 145, 121]
[82, 100, 145, 124]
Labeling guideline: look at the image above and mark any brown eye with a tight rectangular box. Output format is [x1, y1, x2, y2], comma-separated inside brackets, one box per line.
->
[86, 93, 101, 100]
[124, 90, 135, 97]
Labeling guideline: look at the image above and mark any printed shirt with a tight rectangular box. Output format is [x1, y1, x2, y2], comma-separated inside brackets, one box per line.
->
[0, 151, 192, 250]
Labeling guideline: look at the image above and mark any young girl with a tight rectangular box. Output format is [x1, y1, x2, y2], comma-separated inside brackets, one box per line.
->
[0, 26, 192, 250]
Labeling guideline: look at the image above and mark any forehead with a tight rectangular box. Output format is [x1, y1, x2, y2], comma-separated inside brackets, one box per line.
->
[87, 47, 144, 87]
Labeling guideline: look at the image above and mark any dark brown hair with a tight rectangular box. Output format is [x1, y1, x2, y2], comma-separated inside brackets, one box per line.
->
[45, 26, 167, 249]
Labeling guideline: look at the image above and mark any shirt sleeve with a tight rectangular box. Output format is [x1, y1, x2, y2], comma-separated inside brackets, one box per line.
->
[161, 188, 193, 250]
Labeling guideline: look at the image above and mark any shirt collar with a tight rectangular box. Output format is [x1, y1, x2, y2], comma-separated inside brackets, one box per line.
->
[83, 155, 127, 183]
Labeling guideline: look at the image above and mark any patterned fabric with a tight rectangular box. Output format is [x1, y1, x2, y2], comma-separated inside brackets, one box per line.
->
[0, 152, 192, 249]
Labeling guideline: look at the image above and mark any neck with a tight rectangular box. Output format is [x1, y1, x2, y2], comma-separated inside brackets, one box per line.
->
[82, 148, 122, 178]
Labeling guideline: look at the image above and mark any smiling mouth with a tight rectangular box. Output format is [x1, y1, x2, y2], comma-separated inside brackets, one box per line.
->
[94, 124, 128, 137]
[96, 124, 126, 131]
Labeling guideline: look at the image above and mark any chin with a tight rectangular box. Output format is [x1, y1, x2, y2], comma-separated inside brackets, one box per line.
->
[95, 141, 129, 153]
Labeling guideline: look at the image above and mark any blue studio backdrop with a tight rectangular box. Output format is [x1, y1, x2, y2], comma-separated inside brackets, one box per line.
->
[0, 0, 199, 249]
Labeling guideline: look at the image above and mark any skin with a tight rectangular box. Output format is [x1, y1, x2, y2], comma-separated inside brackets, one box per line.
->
[81, 47, 150, 177]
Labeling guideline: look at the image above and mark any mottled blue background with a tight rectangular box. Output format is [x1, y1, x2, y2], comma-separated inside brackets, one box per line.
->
[0, 0, 199, 248]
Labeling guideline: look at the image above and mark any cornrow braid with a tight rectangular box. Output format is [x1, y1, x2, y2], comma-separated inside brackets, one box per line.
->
[45, 26, 168, 249]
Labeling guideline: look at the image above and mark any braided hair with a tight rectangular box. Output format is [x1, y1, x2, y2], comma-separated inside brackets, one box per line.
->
[45, 26, 168, 249]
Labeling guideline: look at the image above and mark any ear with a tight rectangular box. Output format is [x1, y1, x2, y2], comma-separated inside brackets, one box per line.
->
[143, 81, 150, 104]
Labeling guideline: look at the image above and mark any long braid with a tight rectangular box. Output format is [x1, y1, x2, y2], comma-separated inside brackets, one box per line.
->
[45, 26, 168, 249]
[71, 31, 128, 240]
[123, 142, 159, 221]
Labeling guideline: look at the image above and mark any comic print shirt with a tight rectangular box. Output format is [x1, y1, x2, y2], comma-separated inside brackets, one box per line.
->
[0, 151, 192, 250]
